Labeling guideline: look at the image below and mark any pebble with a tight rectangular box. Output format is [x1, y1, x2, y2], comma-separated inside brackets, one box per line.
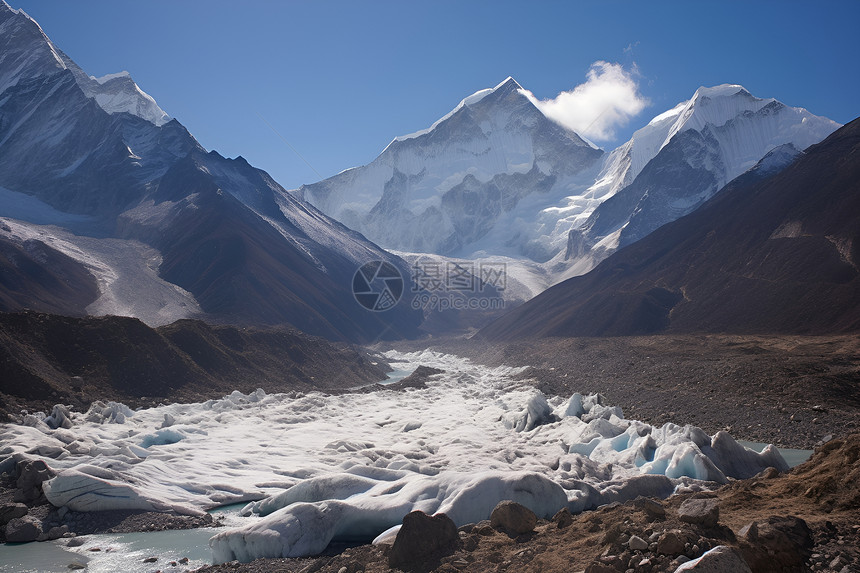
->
[628, 535, 648, 551]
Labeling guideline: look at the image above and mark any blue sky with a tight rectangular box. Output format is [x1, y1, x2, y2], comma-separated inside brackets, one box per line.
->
[12, 0, 860, 190]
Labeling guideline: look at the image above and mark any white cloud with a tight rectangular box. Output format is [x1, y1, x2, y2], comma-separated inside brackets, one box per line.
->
[522, 61, 649, 143]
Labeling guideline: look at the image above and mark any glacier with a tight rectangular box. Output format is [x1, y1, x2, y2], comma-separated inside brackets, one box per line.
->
[0, 350, 788, 563]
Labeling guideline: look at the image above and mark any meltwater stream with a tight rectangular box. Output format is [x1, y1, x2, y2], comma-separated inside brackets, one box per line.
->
[0, 350, 811, 567]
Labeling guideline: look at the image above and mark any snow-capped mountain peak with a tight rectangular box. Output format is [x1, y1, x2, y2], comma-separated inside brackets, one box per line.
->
[389, 76, 529, 147]
[300, 76, 602, 258]
[0, 1, 170, 126]
[582, 83, 839, 209]
[562, 84, 841, 275]
[0, 1, 66, 94]
[74, 65, 171, 126]
[667, 83, 764, 142]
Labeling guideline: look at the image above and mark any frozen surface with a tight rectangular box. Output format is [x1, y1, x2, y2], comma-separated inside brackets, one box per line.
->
[0, 351, 787, 563]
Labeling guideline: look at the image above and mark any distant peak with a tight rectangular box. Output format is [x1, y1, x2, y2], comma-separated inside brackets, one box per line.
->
[494, 76, 523, 91]
[91, 70, 131, 85]
[386, 77, 527, 148]
[692, 84, 752, 101]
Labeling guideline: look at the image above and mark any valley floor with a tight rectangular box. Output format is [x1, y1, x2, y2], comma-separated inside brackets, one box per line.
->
[2, 332, 859, 572]
[405, 333, 860, 449]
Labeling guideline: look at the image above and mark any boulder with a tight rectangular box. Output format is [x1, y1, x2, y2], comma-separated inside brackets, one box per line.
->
[388, 511, 459, 569]
[38, 525, 69, 541]
[490, 500, 537, 535]
[678, 497, 719, 528]
[551, 507, 573, 528]
[675, 545, 751, 572]
[637, 497, 667, 518]
[0, 502, 28, 525]
[628, 534, 649, 551]
[739, 515, 813, 572]
[15, 459, 56, 502]
[658, 530, 687, 556]
[5, 516, 43, 543]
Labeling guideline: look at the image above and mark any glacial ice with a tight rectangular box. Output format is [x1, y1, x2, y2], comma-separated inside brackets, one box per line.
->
[42, 464, 204, 516]
[0, 350, 788, 563]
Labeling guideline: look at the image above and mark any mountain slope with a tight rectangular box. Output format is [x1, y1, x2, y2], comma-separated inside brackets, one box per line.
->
[0, 232, 98, 315]
[0, 310, 388, 421]
[297, 77, 604, 261]
[0, 2, 421, 342]
[479, 118, 860, 340]
[561, 85, 840, 275]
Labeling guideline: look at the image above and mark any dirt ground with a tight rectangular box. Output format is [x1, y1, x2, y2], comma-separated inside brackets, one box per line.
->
[397, 333, 860, 449]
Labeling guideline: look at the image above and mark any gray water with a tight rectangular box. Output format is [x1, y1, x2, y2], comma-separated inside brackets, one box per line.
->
[0, 505, 250, 573]
[0, 528, 215, 572]
[380, 363, 415, 385]
[737, 440, 813, 468]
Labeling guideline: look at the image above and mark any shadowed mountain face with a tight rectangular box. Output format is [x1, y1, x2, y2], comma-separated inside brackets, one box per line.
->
[0, 311, 388, 420]
[0, 233, 98, 315]
[479, 118, 860, 340]
[0, 3, 421, 342]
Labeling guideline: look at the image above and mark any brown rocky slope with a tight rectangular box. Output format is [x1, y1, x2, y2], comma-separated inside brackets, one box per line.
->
[0, 310, 388, 422]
